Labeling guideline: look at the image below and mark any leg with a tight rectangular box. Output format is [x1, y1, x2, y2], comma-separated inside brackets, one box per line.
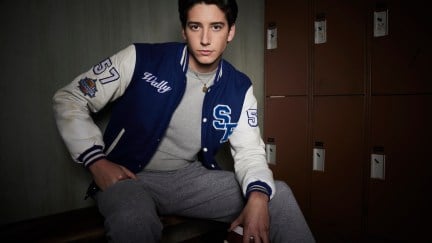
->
[173, 168, 245, 222]
[94, 179, 163, 243]
[167, 166, 315, 242]
[142, 162, 245, 223]
[269, 181, 315, 243]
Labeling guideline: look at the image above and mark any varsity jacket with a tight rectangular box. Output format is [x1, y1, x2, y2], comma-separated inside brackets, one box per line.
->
[53, 42, 275, 199]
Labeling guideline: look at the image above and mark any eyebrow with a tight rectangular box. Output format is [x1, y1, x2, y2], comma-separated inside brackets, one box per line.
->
[187, 21, 226, 26]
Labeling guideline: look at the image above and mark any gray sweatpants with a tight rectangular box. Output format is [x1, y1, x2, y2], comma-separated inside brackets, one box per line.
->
[94, 162, 315, 243]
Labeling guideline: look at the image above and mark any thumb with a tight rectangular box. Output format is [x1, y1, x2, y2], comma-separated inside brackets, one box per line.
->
[120, 166, 137, 180]
[229, 216, 242, 232]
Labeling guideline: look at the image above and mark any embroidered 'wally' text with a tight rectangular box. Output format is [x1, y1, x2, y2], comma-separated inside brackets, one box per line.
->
[141, 72, 172, 93]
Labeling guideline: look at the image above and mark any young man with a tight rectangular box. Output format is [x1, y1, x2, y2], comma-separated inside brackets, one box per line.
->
[53, 0, 314, 242]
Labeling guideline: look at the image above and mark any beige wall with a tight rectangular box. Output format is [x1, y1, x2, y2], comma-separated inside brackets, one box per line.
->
[0, 0, 264, 225]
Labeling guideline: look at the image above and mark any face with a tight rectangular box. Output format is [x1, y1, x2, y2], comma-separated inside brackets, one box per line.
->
[182, 3, 236, 73]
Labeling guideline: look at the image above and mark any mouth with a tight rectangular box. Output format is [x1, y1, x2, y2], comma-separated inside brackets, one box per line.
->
[198, 50, 213, 56]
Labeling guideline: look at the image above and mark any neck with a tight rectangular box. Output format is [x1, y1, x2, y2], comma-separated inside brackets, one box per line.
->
[191, 68, 218, 76]
[187, 67, 217, 93]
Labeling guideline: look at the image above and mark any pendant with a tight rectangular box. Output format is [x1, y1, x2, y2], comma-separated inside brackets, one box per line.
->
[202, 85, 208, 93]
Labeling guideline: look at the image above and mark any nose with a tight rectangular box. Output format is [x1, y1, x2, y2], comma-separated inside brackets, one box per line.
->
[200, 28, 211, 46]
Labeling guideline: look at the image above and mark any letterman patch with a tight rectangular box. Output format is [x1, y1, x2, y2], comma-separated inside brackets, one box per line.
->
[213, 105, 237, 143]
[78, 77, 98, 98]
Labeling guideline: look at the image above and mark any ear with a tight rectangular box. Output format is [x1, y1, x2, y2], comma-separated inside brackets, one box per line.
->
[227, 24, 236, 42]
[182, 28, 187, 40]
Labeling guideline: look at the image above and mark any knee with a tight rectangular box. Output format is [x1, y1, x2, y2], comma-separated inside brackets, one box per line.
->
[96, 181, 163, 242]
[274, 180, 294, 197]
[106, 206, 161, 226]
[270, 180, 298, 210]
[105, 207, 163, 242]
[269, 181, 302, 220]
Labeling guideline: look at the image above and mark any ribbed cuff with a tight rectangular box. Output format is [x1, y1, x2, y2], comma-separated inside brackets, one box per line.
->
[245, 181, 272, 200]
[77, 145, 106, 168]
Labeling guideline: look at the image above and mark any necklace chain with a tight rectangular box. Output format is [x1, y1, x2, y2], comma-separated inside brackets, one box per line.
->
[193, 71, 214, 93]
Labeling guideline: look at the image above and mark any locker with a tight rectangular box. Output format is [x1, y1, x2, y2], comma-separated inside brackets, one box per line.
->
[367, 95, 432, 241]
[313, 0, 366, 95]
[370, 1, 432, 94]
[265, 0, 309, 96]
[264, 97, 310, 215]
[310, 96, 365, 241]
[264, 1, 431, 241]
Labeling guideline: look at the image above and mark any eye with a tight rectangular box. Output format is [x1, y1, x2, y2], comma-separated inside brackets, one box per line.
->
[212, 24, 224, 31]
[188, 23, 200, 31]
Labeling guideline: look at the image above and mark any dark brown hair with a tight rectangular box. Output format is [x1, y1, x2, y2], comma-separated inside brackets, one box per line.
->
[178, 0, 238, 28]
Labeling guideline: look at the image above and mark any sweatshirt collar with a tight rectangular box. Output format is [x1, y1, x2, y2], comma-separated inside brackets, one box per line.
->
[180, 44, 224, 83]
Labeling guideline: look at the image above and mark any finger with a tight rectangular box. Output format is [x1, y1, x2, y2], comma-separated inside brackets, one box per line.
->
[254, 235, 263, 243]
[115, 170, 128, 181]
[261, 232, 269, 243]
[247, 235, 254, 243]
[229, 222, 239, 232]
[259, 227, 270, 243]
[242, 229, 255, 243]
[120, 166, 137, 179]
[250, 236, 255, 243]
[229, 217, 242, 232]
[242, 235, 249, 243]
[94, 178, 108, 191]
[244, 235, 261, 243]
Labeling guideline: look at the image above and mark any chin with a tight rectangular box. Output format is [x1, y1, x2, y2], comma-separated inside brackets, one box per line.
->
[190, 54, 220, 71]
[193, 61, 214, 69]
[197, 57, 216, 64]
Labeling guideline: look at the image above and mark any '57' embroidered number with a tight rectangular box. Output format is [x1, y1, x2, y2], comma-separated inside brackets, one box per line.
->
[93, 58, 120, 84]
[246, 109, 258, 127]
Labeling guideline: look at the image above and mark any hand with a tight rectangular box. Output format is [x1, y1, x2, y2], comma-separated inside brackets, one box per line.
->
[229, 191, 270, 243]
[88, 158, 137, 191]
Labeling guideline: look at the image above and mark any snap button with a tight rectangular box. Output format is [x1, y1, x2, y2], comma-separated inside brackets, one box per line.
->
[203, 147, 208, 152]
[203, 118, 207, 123]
